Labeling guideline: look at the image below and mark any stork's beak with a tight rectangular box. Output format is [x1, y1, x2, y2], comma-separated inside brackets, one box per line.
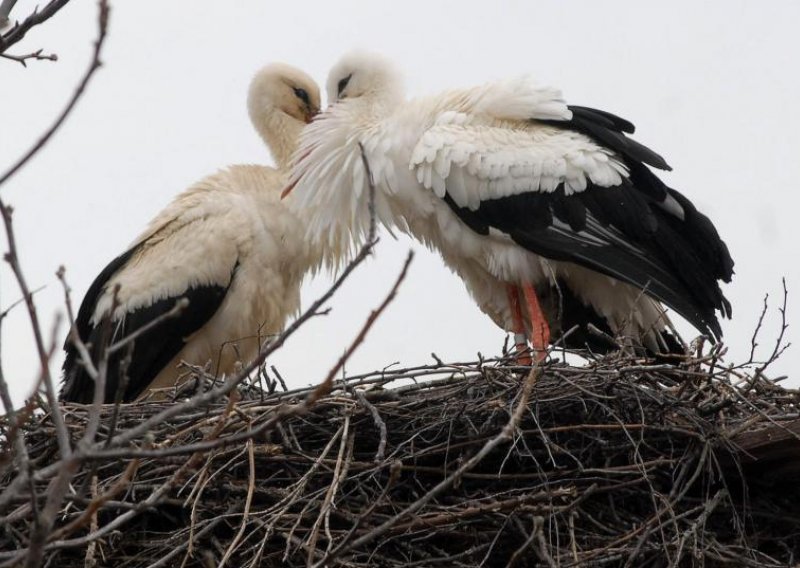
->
[305, 106, 320, 124]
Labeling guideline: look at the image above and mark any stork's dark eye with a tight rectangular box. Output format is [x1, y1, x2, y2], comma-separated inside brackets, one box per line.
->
[337, 74, 352, 98]
[293, 87, 310, 105]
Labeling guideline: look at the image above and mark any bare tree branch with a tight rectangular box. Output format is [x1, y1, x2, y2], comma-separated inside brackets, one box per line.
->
[0, 0, 107, 189]
[0, 289, 31, 479]
[0, 202, 71, 458]
[107, 298, 189, 355]
[0, 0, 18, 30]
[0, 0, 70, 53]
[311, 250, 414, 406]
[0, 48, 57, 67]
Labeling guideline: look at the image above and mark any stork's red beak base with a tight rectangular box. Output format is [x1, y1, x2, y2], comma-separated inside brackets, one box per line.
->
[305, 108, 320, 124]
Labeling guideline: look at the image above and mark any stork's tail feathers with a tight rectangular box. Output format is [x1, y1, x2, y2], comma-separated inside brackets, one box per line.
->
[538, 280, 686, 358]
[60, 356, 95, 404]
[60, 322, 128, 404]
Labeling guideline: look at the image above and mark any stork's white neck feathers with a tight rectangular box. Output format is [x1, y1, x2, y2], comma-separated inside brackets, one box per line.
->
[254, 109, 305, 170]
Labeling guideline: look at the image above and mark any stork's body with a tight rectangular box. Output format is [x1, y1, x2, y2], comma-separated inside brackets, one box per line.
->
[60, 64, 321, 403]
[288, 52, 733, 359]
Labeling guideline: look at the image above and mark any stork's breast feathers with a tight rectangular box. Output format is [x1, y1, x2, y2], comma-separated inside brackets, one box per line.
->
[410, 122, 629, 210]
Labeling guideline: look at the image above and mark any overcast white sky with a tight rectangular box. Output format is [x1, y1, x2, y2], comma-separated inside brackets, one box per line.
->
[1, 0, 798, 408]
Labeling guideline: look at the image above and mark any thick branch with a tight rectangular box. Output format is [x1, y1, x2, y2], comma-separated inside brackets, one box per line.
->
[0, 0, 70, 53]
[0, 0, 18, 31]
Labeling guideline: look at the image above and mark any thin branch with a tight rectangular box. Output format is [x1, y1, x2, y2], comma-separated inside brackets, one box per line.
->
[354, 388, 387, 463]
[78, 286, 119, 449]
[312, 250, 414, 405]
[217, 439, 254, 568]
[0, 288, 31, 480]
[0, 0, 18, 31]
[0, 48, 57, 66]
[0, 0, 108, 188]
[107, 298, 188, 355]
[754, 278, 790, 377]
[0, 285, 46, 321]
[56, 266, 98, 381]
[0, 202, 71, 458]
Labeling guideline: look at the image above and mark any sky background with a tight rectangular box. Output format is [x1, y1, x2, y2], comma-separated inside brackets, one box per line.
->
[1, 0, 798, 408]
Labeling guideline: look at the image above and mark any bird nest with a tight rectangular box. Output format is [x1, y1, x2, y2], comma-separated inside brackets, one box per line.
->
[2, 349, 800, 567]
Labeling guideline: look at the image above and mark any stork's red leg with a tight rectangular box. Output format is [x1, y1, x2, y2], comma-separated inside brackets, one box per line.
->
[506, 284, 532, 365]
[522, 282, 550, 362]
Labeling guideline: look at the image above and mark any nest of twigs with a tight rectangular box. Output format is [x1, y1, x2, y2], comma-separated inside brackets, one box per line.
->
[2, 350, 800, 567]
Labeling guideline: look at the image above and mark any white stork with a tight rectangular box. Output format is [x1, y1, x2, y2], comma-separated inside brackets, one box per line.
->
[285, 51, 734, 362]
[60, 63, 322, 403]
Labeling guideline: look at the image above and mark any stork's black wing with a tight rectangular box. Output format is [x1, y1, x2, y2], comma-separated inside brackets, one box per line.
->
[540, 105, 672, 171]
[60, 246, 232, 403]
[443, 106, 734, 340]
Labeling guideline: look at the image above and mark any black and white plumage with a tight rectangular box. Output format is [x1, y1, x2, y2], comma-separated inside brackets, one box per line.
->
[60, 63, 322, 403]
[286, 51, 733, 357]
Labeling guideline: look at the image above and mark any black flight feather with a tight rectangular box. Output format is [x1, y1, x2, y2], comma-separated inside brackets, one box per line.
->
[60, 249, 234, 403]
[538, 105, 672, 172]
[443, 156, 733, 341]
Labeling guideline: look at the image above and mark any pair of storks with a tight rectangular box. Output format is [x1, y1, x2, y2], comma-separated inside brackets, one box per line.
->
[60, 52, 733, 403]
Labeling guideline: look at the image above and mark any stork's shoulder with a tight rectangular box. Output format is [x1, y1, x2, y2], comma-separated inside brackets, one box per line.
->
[170, 164, 305, 251]
[133, 165, 287, 246]
[182, 164, 288, 208]
[214, 164, 286, 198]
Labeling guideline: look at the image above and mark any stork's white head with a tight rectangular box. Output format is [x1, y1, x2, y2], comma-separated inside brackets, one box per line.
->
[248, 63, 321, 168]
[285, 52, 404, 266]
[326, 50, 404, 107]
[248, 63, 320, 126]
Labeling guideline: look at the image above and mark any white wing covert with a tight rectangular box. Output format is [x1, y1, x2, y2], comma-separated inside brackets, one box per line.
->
[410, 117, 628, 211]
